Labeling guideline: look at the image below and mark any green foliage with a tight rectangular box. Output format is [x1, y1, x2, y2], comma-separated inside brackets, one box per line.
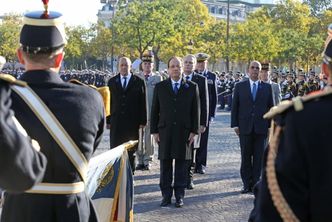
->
[0, 14, 21, 62]
[65, 25, 92, 68]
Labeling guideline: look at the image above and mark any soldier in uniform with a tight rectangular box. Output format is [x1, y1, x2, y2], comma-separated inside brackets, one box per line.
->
[260, 62, 281, 105]
[0, 59, 47, 193]
[250, 25, 332, 222]
[296, 69, 309, 96]
[307, 71, 320, 93]
[194, 53, 217, 174]
[281, 73, 297, 100]
[182, 54, 209, 189]
[136, 51, 163, 171]
[1, 8, 105, 222]
[107, 57, 147, 174]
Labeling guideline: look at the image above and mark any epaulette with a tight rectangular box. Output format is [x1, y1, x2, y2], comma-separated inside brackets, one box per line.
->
[0, 73, 27, 87]
[68, 79, 97, 89]
[264, 87, 332, 119]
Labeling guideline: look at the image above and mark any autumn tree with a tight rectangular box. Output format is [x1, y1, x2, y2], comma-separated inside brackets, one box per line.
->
[0, 14, 21, 63]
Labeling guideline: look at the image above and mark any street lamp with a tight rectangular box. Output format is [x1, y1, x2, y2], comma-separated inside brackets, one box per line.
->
[109, 0, 119, 73]
[226, 0, 230, 72]
[188, 39, 194, 54]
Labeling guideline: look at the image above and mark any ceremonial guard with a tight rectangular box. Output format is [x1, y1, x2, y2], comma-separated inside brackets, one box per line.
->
[0, 59, 47, 193]
[250, 25, 332, 222]
[182, 54, 209, 189]
[151, 56, 199, 208]
[307, 71, 320, 93]
[107, 57, 147, 173]
[296, 69, 309, 96]
[194, 53, 217, 174]
[136, 51, 163, 171]
[281, 73, 297, 100]
[260, 62, 281, 105]
[1, 6, 105, 222]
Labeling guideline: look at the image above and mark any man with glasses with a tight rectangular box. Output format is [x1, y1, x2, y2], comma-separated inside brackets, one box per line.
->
[231, 61, 273, 194]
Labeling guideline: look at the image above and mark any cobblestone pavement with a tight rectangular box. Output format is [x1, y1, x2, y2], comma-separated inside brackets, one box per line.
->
[97, 111, 254, 222]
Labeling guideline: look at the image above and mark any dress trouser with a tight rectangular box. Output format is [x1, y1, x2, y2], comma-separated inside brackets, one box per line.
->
[136, 121, 155, 165]
[239, 132, 267, 189]
[160, 159, 187, 199]
[195, 123, 210, 170]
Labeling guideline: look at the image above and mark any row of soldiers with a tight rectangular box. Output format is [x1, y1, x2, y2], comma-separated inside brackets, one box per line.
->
[215, 68, 324, 110]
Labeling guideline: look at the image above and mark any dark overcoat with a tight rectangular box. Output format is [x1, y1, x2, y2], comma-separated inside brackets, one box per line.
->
[150, 79, 200, 160]
[1, 70, 105, 222]
[0, 80, 47, 192]
[107, 73, 147, 148]
[191, 73, 209, 127]
[205, 71, 217, 120]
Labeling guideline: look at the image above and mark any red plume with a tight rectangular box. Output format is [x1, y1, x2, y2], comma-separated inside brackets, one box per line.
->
[42, 0, 49, 5]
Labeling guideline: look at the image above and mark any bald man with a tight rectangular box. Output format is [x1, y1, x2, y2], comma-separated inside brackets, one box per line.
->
[107, 57, 147, 173]
[231, 61, 273, 194]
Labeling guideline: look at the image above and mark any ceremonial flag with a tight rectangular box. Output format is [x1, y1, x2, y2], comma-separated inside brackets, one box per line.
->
[87, 141, 136, 222]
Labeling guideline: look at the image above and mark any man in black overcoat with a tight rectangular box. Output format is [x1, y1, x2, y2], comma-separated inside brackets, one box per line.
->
[231, 61, 273, 194]
[107, 57, 147, 173]
[151, 56, 200, 208]
[1, 10, 105, 222]
[182, 54, 209, 189]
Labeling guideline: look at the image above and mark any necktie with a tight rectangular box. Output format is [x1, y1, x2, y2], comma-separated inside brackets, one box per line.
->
[145, 74, 149, 81]
[173, 83, 179, 94]
[122, 76, 127, 89]
[186, 76, 190, 81]
[252, 82, 257, 101]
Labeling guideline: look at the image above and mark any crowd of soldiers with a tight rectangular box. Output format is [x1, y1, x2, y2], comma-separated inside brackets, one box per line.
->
[215, 67, 325, 111]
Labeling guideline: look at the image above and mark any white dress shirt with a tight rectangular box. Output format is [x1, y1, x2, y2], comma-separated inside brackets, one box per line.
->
[120, 73, 132, 88]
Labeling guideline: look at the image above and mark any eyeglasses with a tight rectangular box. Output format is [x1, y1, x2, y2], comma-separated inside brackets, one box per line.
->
[250, 66, 260, 70]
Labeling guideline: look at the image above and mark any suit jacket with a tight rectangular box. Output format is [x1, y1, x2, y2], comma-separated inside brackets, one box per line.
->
[150, 78, 200, 160]
[0, 81, 47, 192]
[231, 79, 273, 135]
[107, 73, 147, 148]
[191, 73, 209, 127]
[2, 70, 105, 222]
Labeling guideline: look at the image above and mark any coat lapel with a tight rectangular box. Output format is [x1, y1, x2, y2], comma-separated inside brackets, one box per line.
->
[125, 74, 135, 91]
[167, 79, 175, 96]
[115, 74, 123, 92]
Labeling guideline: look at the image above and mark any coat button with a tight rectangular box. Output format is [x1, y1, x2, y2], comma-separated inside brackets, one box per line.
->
[173, 122, 176, 125]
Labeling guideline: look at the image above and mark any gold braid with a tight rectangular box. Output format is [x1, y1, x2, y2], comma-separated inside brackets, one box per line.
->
[266, 125, 299, 222]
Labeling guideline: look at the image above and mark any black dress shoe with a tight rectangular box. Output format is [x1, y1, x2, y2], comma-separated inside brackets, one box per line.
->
[186, 182, 194, 190]
[135, 164, 144, 170]
[196, 168, 206, 174]
[240, 187, 252, 194]
[142, 164, 150, 171]
[175, 198, 184, 208]
[160, 198, 171, 207]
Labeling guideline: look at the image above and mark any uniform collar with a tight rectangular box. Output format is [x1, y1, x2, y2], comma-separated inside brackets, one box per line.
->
[20, 70, 63, 84]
